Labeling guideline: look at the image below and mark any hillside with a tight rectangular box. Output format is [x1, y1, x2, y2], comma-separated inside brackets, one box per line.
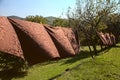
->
[8, 16, 25, 20]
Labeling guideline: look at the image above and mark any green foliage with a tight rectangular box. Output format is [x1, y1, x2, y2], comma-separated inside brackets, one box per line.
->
[104, 13, 120, 42]
[52, 18, 69, 27]
[25, 15, 69, 27]
[67, 0, 120, 55]
[45, 16, 57, 25]
[0, 52, 28, 72]
[26, 15, 47, 24]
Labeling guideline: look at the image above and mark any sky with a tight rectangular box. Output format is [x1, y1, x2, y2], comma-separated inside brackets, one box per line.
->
[0, 0, 76, 18]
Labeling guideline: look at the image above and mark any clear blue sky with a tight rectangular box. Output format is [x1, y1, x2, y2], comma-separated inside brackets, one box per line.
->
[0, 0, 76, 18]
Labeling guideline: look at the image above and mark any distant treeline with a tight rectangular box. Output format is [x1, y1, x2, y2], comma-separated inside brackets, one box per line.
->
[25, 15, 69, 27]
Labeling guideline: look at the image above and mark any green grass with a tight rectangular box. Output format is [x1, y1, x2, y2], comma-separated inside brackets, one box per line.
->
[1, 44, 120, 80]
[11, 51, 92, 80]
[57, 44, 120, 80]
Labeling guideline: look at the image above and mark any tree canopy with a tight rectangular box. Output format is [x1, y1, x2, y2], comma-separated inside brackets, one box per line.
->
[26, 15, 47, 24]
[67, 0, 120, 55]
[52, 18, 69, 27]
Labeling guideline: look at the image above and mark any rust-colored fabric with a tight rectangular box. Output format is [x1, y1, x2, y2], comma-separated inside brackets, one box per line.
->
[97, 32, 108, 45]
[44, 26, 75, 58]
[0, 16, 80, 65]
[61, 27, 80, 54]
[9, 18, 60, 65]
[105, 33, 112, 45]
[0, 17, 24, 58]
[97, 32, 116, 46]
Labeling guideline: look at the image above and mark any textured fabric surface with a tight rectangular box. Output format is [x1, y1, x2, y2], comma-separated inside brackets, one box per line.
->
[0, 16, 80, 65]
[0, 17, 24, 58]
[44, 26, 76, 58]
[9, 18, 60, 65]
[97, 32, 108, 45]
[62, 27, 80, 54]
[97, 32, 116, 46]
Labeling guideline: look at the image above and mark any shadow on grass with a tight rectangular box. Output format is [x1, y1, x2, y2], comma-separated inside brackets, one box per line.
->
[113, 45, 120, 48]
[49, 45, 120, 80]
[0, 69, 27, 80]
[62, 50, 92, 65]
[97, 46, 112, 54]
[97, 44, 120, 55]
[62, 45, 116, 65]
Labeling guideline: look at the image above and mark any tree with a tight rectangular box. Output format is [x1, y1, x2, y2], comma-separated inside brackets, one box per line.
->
[105, 13, 120, 42]
[26, 15, 47, 24]
[67, 0, 119, 56]
[52, 18, 69, 27]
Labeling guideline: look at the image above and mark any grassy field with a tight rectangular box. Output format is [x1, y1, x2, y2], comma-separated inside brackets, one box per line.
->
[1, 44, 120, 80]
[57, 44, 120, 80]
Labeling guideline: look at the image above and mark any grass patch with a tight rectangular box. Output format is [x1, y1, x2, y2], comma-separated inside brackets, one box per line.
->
[57, 44, 120, 80]
[0, 44, 120, 80]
